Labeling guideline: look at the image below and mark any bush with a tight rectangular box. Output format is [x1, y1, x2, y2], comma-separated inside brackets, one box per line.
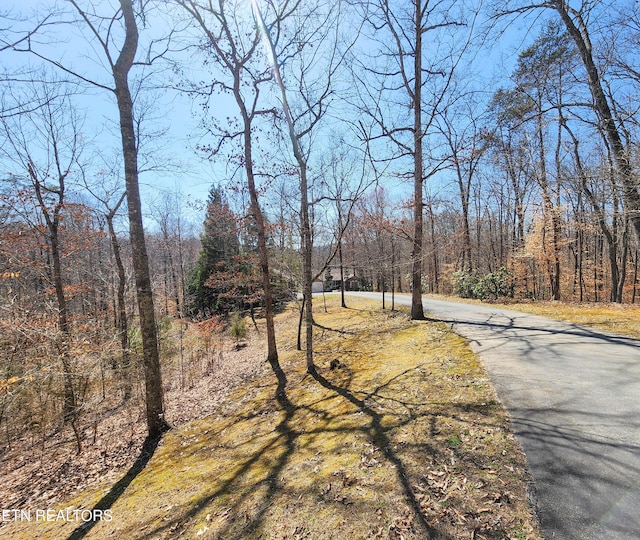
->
[229, 312, 247, 344]
[451, 270, 479, 298]
[452, 267, 514, 301]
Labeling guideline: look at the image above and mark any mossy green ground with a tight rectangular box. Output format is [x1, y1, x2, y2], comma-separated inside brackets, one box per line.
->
[4, 296, 541, 539]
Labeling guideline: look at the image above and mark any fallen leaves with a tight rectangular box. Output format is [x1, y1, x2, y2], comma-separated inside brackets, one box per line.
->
[0, 330, 269, 512]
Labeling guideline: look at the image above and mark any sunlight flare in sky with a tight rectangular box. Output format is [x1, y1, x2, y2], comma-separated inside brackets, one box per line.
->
[250, 0, 277, 69]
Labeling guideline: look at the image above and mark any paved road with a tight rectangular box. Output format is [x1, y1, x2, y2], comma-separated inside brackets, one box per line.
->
[349, 292, 640, 540]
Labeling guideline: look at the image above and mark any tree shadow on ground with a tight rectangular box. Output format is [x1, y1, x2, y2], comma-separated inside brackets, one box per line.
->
[129, 361, 512, 540]
[309, 368, 446, 539]
[66, 433, 164, 540]
[219, 375, 298, 538]
[312, 320, 355, 335]
[137, 374, 299, 539]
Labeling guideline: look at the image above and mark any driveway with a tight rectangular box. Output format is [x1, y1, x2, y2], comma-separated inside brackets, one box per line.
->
[349, 292, 640, 539]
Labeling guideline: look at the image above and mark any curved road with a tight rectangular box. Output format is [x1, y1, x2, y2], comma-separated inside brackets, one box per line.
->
[350, 292, 640, 540]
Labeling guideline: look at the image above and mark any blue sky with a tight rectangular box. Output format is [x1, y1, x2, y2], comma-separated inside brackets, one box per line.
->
[1, 0, 544, 234]
[1, 0, 224, 233]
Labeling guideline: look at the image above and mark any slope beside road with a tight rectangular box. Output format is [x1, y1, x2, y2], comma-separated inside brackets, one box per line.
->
[349, 292, 640, 540]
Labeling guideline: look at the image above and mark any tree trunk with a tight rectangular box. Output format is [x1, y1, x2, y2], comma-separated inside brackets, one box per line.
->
[633, 248, 639, 304]
[454, 157, 472, 272]
[616, 224, 629, 303]
[106, 207, 131, 400]
[179, 0, 283, 386]
[50, 226, 76, 423]
[300, 161, 315, 374]
[338, 212, 347, 308]
[162, 231, 181, 316]
[253, 3, 315, 373]
[297, 298, 304, 351]
[114, 0, 168, 439]
[565, 121, 625, 303]
[391, 238, 396, 311]
[233, 86, 282, 385]
[243, 123, 282, 375]
[536, 106, 561, 300]
[30, 163, 76, 424]
[411, 0, 425, 320]
[426, 199, 439, 294]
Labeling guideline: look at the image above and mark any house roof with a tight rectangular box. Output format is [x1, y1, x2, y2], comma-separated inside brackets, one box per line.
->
[324, 266, 360, 280]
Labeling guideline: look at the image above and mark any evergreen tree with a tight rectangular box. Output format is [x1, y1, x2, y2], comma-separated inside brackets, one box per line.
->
[186, 186, 240, 316]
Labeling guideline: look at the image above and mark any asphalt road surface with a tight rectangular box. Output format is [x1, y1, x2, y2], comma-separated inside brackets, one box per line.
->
[349, 292, 640, 540]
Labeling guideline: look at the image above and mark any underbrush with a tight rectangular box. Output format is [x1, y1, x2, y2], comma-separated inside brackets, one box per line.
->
[0, 313, 266, 512]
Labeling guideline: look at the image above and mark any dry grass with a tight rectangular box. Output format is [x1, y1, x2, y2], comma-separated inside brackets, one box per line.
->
[428, 294, 640, 339]
[2, 296, 541, 540]
[493, 301, 640, 339]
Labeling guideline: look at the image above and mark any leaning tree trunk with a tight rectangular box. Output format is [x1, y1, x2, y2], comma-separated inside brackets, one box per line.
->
[554, 2, 640, 244]
[254, 3, 317, 373]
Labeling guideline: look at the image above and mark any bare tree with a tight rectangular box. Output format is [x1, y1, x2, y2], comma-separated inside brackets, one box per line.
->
[0, 82, 80, 426]
[513, 27, 570, 300]
[495, 0, 640, 246]
[487, 88, 532, 256]
[85, 0, 167, 437]
[253, 0, 361, 373]
[175, 0, 289, 387]
[82, 160, 132, 398]
[150, 190, 187, 318]
[321, 144, 372, 309]
[436, 93, 488, 273]
[354, 0, 478, 319]
[562, 120, 629, 302]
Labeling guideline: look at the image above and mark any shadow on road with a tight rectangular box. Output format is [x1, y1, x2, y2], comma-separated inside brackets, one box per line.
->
[511, 405, 640, 540]
[432, 314, 640, 351]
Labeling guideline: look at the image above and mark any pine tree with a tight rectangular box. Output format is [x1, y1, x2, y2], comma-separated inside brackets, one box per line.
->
[186, 186, 240, 317]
